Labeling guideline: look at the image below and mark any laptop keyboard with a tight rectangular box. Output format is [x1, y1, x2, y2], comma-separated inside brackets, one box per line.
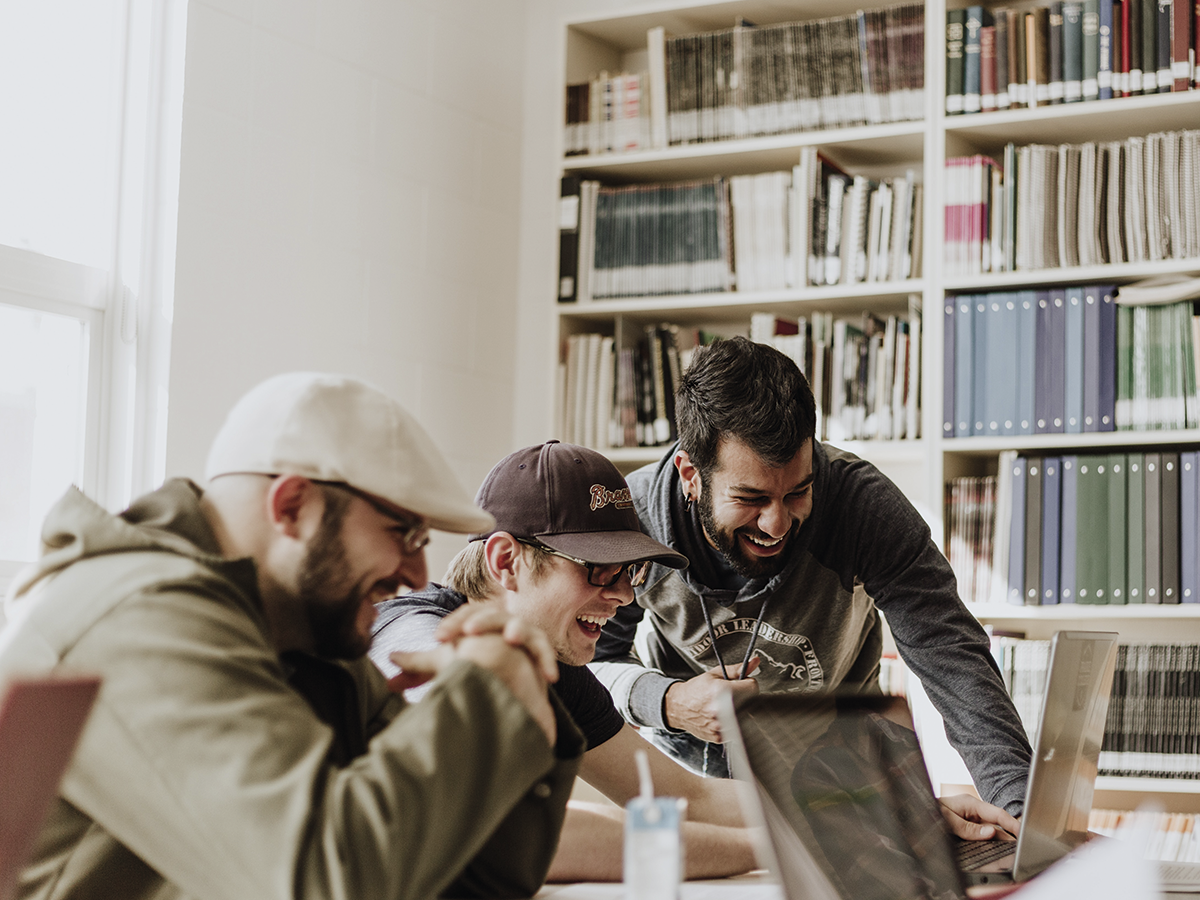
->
[956, 839, 1016, 871]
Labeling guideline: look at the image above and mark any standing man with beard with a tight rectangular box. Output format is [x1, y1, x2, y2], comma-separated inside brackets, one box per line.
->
[591, 337, 1033, 818]
[0, 372, 581, 900]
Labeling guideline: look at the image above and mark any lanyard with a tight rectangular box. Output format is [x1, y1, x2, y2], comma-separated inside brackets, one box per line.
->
[698, 588, 770, 680]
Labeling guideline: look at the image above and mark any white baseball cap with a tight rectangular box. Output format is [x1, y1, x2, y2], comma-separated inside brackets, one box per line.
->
[205, 372, 494, 534]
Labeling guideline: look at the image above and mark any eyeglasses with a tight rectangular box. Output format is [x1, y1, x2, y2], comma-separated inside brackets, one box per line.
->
[517, 538, 651, 587]
[318, 481, 430, 554]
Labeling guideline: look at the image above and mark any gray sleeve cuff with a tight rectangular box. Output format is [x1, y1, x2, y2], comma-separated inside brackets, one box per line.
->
[627, 671, 685, 731]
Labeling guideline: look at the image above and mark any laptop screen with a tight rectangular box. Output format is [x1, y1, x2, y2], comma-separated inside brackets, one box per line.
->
[726, 693, 966, 900]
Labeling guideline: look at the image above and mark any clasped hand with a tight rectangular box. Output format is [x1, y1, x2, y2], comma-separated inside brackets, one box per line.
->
[388, 604, 559, 745]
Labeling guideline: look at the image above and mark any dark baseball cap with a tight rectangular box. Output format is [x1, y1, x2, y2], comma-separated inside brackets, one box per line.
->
[471, 441, 687, 569]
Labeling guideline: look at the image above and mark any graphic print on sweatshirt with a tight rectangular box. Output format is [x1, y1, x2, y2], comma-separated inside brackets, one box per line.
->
[684, 617, 825, 692]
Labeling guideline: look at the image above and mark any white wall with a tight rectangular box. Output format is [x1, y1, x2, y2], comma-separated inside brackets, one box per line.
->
[169, 0, 529, 573]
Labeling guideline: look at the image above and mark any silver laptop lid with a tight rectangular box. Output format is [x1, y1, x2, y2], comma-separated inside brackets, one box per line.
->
[1012, 630, 1118, 881]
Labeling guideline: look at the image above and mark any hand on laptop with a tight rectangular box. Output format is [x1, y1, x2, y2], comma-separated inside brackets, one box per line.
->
[939, 794, 1021, 842]
[664, 658, 760, 742]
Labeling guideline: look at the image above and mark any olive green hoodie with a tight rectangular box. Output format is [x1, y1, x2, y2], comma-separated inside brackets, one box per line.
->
[0, 479, 582, 900]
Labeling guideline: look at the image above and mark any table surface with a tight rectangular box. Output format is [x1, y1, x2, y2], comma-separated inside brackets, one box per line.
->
[535, 870, 782, 900]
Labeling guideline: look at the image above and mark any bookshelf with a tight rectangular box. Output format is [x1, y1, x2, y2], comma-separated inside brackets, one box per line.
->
[545, 0, 1200, 807]
[557, 0, 937, 507]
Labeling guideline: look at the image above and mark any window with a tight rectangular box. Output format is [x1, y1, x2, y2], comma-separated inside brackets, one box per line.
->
[0, 0, 185, 590]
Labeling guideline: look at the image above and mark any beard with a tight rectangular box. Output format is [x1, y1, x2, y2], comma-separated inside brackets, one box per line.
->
[295, 490, 372, 660]
[696, 486, 796, 580]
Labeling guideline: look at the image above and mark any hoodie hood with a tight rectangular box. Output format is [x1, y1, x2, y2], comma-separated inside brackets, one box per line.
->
[6, 479, 249, 610]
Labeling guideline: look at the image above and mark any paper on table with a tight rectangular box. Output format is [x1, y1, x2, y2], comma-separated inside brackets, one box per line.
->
[1003, 827, 1157, 900]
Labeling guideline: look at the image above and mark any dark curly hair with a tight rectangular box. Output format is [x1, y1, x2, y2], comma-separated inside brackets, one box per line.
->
[675, 336, 817, 476]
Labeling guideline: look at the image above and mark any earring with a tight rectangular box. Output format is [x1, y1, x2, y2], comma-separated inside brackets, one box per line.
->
[684, 492, 695, 512]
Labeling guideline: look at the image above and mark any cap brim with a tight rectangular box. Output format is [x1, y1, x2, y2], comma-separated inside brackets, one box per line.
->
[537, 530, 688, 569]
[356, 486, 493, 535]
[419, 503, 495, 535]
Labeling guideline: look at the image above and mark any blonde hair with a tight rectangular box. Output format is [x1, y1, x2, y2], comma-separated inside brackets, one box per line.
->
[444, 538, 551, 601]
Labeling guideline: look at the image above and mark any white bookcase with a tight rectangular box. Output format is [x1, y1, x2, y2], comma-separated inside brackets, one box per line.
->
[544, 0, 1200, 810]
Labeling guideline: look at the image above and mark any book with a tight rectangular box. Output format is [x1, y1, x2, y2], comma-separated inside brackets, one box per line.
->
[906, 294, 922, 440]
[1027, 6, 1051, 106]
[1065, 285, 1085, 433]
[1060, 455, 1080, 602]
[647, 26, 669, 149]
[558, 175, 582, 303]
[581, 332, 602, 447]
[992, 449, 1019, 602]
[1107, 453, 1129, 602]
[1114, 0, 1129, 95]
[1041, 456, 1064, 604]
[1145, 452, 1162, 602]
[1127, 453, 1146, 602]
[943, 298, 956, 438]
[1128, 0, 1144, 91]
[973, 295, 989, 435]
[1007, 456, 1029, 604]
[1142, 0, 1159, 94]
[989, 293, 1020, 434]
[1083, 0, 1102, 98]
[956, 294, 975, 436]
[1182, 451, 1198, 602]
[1009, 8, 1028, 105]
[1049, 2, 1066, 102]
[1161, 451, 1181, 603]
[1099, 0, 1116, 98]
[1098, 286, 1118, 430]
[1076, 454, 1111, 603]
[1035, 289, 1067, 433]
[981, 24, 999, 111]
[1017, 291, 1038, 433]
[1155, 0, 1172, 91]
[1024, 456, 1045, 605]
[995, 10, 1012, 107]
[824, 173, 849, 284]
[947, 9, 968, 113]
[1082, 284, 1103, 431]
[596, 335, 615, 449]
[960, 5, 988, 112]
[792, 148, 818, 287]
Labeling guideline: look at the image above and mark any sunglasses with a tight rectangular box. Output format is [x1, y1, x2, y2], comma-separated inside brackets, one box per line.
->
[517, 538, 651, 587]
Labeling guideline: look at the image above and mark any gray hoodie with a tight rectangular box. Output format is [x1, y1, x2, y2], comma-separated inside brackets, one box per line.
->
[590, 441, 1032, 814]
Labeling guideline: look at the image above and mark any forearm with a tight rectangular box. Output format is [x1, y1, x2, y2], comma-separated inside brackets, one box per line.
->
[588, 657, 680, 730]
[546, 802, 624, 882]
[886, 562, 1031, 810]
[679, 775, 747, 828]
[546, 802, 759, 882]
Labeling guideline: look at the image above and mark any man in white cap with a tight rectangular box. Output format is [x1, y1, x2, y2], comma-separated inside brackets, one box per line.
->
[0, 373, 583, 900]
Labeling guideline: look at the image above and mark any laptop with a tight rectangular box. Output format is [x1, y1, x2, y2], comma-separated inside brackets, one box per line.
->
[718, 630, 1120, 898]
[0, 675, 101, 900]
